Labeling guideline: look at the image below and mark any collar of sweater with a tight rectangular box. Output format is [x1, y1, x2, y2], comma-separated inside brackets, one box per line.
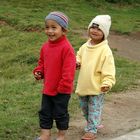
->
[48, 35, 66, 44]
[86, 39, 108, 48]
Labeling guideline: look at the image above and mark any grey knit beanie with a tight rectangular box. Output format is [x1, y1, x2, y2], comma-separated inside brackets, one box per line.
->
[45, 11, 68, 29]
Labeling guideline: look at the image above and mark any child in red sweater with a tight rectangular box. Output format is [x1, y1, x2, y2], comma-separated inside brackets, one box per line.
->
[33, 11, 76, 140]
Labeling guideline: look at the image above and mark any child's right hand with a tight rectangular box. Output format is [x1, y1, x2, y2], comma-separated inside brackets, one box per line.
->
[101, 85, 110, 93]
[34, 71, 43, 80]
[76, 62, 81, 70]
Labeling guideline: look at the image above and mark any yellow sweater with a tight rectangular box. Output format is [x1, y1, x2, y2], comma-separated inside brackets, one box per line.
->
[76, 40, 116, 96]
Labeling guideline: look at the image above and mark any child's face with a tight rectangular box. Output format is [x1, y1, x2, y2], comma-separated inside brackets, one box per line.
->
[45, 19, 66, 41]
[88, 26, 104, 43]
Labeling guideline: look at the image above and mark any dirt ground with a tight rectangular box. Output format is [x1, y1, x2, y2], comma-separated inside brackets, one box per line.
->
[108, 31, 140, 62]
[65, 32, 140, 140]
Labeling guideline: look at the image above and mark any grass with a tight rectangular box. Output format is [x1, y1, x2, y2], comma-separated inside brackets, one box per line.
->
[0, 0, 140, 139]
[112, 56, 140, 92]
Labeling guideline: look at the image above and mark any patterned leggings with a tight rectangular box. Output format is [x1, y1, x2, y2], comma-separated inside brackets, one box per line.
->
[79, 94, 104, 134]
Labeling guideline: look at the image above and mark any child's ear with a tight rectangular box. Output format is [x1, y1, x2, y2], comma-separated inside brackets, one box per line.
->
[62, 28, 68, 34]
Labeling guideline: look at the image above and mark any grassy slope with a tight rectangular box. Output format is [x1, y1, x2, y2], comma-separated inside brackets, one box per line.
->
[0, 0, 140, 139]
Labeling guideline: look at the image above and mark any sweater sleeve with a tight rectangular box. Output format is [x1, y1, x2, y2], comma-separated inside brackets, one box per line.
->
[76, 47, 82, 63]
[57, 47, 76, 93]
[101, 53, 116, 89]
[33, 47, 44, 78]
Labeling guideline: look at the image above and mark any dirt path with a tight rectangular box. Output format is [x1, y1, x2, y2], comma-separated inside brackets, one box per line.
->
[109, 32, 140, 62]
[65, 32, 140, 140]
[66, 89, 140, 140]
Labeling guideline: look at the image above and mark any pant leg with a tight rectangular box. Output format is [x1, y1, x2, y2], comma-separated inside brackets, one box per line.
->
[38, 94, 53, 129]
[79, 96, 89, 121]
[53, 93, 71, 130]
[85, 94, 104, 134]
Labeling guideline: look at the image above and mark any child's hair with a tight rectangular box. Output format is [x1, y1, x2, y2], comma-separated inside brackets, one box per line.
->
[88, 15, 111, 39]
[45, 11, 69, 30]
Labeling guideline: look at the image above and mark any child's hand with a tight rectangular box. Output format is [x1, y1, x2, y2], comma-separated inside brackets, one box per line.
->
[34, 71, 43, 80]
[101, 86, 110, 93]
[76, 62, 81, 70]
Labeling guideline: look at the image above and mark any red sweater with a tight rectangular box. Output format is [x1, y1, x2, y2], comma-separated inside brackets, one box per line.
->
[33, 36, 76, 96]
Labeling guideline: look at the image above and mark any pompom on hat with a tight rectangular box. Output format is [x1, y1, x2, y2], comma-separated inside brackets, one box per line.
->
[45, 11, 68, 29]
[88, 15, 111, 39]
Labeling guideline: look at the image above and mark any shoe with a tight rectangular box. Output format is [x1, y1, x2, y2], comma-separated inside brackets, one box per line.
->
[81, 132, 96, 140]
[97, 124, 104, 129]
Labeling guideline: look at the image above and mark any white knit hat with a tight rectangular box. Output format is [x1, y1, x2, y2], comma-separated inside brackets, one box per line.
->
[88, 15, 111, 39]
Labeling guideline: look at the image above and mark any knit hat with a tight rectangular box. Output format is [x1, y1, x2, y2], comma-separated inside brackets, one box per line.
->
[88, 15, 111, 39]
[45, 11, 68, 29]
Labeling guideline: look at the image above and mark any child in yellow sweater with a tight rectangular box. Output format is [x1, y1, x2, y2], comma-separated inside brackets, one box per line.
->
[76, 15, 116, 140]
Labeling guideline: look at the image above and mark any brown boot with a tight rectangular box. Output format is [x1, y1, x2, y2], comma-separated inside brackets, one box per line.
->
[81, 132, 96, 140]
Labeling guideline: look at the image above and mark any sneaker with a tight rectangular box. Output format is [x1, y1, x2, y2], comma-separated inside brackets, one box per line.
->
[97, 124, 104, 129]
[81, 132, 96, 140]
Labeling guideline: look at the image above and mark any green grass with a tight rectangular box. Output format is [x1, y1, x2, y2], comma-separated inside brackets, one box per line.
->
[112, 56, 140, 92]
[0, 0, 140, 139]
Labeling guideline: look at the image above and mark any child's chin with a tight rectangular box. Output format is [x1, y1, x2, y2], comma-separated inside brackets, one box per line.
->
[49, 38, 56, 41]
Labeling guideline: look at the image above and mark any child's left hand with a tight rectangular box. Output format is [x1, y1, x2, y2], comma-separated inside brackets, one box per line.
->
[101, 86, 110, 93]
[76, 62, 81, 70]
[34, 71, 43, 80]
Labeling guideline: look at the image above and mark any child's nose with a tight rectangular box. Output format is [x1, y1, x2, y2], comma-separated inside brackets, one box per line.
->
[48, 28, 53, 33]
[45, 28, 53, 33]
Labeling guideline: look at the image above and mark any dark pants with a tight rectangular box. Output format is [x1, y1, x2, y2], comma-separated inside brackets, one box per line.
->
[39, 93, 71, 130]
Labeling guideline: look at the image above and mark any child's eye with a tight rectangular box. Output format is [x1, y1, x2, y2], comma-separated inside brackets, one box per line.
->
[91, 27, 97, 29]
[52, 26, 56, 29]
[91, 27, 100, 31]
